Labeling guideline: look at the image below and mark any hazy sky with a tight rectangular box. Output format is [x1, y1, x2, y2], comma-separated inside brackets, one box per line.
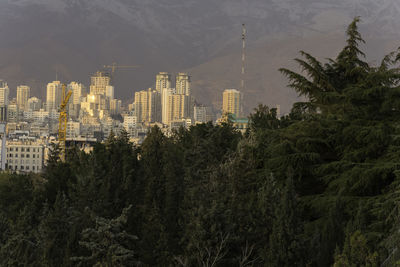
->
[1, 0, 399, 111]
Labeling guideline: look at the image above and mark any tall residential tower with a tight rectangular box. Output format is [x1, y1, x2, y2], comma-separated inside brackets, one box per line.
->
[16, 85, 30, 111]
[0, 80, 9, 107]
[46, 81, 62, 112]
[222, 89, 241, 118]
[175, 73, 191, 96]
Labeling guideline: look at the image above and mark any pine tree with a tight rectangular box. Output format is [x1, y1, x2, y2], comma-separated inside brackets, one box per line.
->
[71, 205, 139, 266]
[267, 177, 304, 266]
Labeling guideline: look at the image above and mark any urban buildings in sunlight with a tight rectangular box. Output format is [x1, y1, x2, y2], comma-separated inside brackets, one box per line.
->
[0, 70, 251, 173]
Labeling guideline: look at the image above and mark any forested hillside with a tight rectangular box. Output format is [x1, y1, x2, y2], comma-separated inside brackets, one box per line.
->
[1, 18, 400, 266]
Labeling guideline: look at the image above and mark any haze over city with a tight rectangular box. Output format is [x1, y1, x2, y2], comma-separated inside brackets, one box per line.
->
[1, 0, 400, 113]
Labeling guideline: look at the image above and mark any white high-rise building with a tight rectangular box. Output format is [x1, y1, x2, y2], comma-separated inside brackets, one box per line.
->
[46, 81, 62, 112]
[16, 85, 30, 111]
[68, 82, 86, 118]
[90, 71, 111, 95]
[156, 72, 172, 94]
[0, 80, 10, 107]
[68, 82, 86, 105]
[176, 73, 191, 96]
[27, 97, 42, 111]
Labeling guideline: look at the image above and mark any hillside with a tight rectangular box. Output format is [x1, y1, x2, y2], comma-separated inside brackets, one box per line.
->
[1, 0, 400, 111]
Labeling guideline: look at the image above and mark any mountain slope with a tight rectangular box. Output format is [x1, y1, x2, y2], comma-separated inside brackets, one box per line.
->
[0, 0, 399, 111]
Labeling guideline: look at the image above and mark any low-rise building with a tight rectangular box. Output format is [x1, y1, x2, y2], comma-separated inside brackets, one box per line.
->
[6, 140, 45, 173]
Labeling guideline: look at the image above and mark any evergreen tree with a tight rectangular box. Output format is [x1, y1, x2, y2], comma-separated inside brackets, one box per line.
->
[267, 177, 304, 266]
[71, 205, 139, 267]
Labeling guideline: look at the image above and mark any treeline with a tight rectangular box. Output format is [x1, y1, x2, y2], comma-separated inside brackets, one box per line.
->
[2, 18, 400, 266]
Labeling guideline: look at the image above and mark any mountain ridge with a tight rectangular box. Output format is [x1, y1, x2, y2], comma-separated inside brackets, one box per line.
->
[1, 0, 399, 112]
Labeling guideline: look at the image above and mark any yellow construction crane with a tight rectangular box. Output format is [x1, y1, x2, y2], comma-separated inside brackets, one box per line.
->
[58, 84, 72, 162]
[103, 62, 139, 83]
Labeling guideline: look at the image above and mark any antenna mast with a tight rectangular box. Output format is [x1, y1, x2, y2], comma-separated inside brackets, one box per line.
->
[241, 23, 246, 92]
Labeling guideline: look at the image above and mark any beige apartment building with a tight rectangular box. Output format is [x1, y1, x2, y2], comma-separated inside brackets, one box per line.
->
[167, 94, 189, 125]
[222, 89, 241, 118]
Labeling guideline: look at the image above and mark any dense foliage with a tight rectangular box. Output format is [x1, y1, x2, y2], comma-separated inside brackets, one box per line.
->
[2, 18, 400, 266]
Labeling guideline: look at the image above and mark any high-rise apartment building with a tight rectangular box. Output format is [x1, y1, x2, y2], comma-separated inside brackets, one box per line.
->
[16, 85, 30, 111]
[162, 87, 175, 124]
[110, 99, 122, 115]
[156, 72, 172, 94]
[149, 90, 161, 123]
[46, 81, 62, 112]
[0, 80, 10, 107]
[27, 97, 42, 111]
[134, 90, 149, 123]
[222, 89, 241, 118]
[167, 94, 189, 125]
[90, 71, 111, 95]
[68, 82, 86, 105]
[134, 88, 161, 123]
[176, 73, 191, 96]
[68, 82, 86, 118]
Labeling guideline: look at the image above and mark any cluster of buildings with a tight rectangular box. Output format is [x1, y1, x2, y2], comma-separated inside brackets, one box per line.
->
[0, 71, 246, 173]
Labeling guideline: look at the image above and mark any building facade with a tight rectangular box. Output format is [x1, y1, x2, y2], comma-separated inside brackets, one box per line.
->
[0, 80, 10, 107]
[222, 89, 241, 118]
[90, 71, 111, 95]
[46, 81, 62, 112]
[16, 85, 30, 111]
[155, 72, 172, 94]
[6, 141, 45, 173]
[167, 94, 189, 125]
[176, 73, 191, 96]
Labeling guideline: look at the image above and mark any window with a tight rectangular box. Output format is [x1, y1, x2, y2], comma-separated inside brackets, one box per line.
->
[21, 148, 25, 152]
[33, 154, 35, 158]
[26, 166, 29, 170]
[21, 154, 24, 158]
[26, 154, 30, 158]
[33, 166, 35, 171]
[10, 148, 13, 152]
[15, 154, 18, 158]
[21, 166, 24, 170]
[33, 148, 35, 152]
[16, 148, 18, 152]
[27, 148, 30, 152]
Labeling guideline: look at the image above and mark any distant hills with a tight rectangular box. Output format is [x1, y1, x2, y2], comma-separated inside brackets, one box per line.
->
[1, 0, 400, 113]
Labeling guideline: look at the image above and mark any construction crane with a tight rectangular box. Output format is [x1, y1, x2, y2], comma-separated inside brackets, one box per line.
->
[58, 84, 72, 162]
[103, 62, 139, 84]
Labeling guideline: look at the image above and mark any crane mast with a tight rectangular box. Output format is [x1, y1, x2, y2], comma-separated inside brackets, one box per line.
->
[58, 84, 72, 162]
